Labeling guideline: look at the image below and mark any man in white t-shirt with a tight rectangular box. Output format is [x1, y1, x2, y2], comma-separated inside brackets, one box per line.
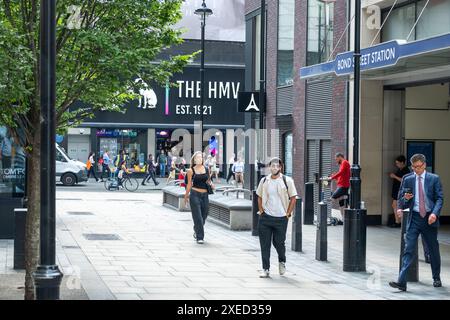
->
[256, 157, 298, 278]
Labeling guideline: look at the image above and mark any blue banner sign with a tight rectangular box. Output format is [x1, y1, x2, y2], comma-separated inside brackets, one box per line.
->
[299, 33, 450, 79]
[335, 40, 401, 75]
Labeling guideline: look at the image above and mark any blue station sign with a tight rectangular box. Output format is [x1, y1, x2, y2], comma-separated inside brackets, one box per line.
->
[300, 33, 450, 79]
[335, 40, 401, 75]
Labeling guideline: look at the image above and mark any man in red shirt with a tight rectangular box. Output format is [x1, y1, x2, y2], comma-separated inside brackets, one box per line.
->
[328, 153, 351, 212]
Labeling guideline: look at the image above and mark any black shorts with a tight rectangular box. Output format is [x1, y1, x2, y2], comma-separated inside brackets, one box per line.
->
[332, 187, 349, 207]
[332, 187, 349, 199]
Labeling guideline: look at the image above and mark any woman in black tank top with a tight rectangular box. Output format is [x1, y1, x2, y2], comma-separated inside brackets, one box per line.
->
[184, 151, 214, 244]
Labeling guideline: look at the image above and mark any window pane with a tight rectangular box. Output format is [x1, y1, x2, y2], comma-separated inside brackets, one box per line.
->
[382, 4, 416, 42]
[307, 0, 334, 66]
[278, 0, 295, 86]
[0, 127, 26, 198]
[417, 0, 450, 40]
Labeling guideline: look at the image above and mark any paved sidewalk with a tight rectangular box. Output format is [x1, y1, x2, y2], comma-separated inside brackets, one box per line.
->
[0, 231, 90, 300]
[51, 188, 450, 300]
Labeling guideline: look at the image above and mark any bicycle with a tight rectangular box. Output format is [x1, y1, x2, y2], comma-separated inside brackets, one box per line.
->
[104, 170, 139, 192]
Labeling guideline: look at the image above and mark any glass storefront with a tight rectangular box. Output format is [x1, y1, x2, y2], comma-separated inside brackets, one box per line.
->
[96, 129, 146, 166]
[278, 0, 295, 86]
[0, 126, 26, 198]
[382, 0, 450, 42]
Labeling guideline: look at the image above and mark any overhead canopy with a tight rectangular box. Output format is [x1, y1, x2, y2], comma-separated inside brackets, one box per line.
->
[299, 33, 450, 81]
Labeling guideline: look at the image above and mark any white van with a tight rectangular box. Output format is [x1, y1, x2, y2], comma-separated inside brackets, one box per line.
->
[56, 144, 88, 186]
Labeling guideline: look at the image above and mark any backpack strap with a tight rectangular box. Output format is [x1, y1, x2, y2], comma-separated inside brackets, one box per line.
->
[282, 175, 289, 191]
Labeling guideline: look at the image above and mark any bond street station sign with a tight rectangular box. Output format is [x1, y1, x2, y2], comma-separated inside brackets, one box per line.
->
[335, 40, 401, 75]
[300, 33, 450, 79]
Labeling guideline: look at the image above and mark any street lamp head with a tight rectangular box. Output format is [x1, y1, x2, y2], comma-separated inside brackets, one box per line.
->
[194, 0, 213, 20]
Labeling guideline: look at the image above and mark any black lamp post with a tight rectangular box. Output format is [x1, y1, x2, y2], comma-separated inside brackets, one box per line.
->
[343, 0, 366, 272]
[32, 0, 63, 299]
[195, 0, 213, 150]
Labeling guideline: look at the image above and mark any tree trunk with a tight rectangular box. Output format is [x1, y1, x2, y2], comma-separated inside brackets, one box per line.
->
[24, 138, 41, 300]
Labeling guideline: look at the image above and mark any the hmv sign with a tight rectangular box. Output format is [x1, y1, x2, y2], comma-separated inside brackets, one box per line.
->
[89, 66, 245, 126]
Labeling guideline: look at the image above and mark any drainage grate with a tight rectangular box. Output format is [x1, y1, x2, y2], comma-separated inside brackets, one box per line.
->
[107, 199, 144, 202]
[316, 280, 341, 285]
[67, 211, 94, 216]
[83, 233, 122, 241]
[62, 245, 80, 249]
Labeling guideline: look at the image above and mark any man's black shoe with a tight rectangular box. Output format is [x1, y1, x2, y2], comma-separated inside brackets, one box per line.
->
[141, 183, 146, 186]
[433, 279, 442, 288]
[389, 281, 406, 291]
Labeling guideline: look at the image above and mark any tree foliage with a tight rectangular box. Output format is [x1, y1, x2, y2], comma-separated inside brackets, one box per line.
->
[0, 0, 194, 143]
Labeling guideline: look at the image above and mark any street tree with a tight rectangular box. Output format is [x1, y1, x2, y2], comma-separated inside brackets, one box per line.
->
[0, 0, 194, 299]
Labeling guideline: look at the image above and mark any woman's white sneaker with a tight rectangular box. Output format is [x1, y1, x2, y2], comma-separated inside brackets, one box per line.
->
[259, 269, 270, 278]
[279, 262, 286, 275]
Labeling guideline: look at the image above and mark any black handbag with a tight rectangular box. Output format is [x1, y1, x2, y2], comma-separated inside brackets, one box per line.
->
[206, 182, 214, 195]
[206, 167, 214, 194]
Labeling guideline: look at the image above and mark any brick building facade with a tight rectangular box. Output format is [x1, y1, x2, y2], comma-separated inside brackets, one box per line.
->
[245, 0, 349, 207]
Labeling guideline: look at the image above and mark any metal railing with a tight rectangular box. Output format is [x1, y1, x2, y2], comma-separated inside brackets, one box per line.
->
[221, 188, 252, 199]
[166, 179, 184, 186]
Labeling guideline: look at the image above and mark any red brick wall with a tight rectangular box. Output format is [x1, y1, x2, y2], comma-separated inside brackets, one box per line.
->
[292, 0, 308, 196]
[246, 0, 349, 198]
[331, 0, 349, 169]
[245, 0, 261, 13]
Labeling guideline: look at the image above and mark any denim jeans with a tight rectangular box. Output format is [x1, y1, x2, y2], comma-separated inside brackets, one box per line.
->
[190, 190, 209, 241]
[160, 164, 166, 177]
[258, 213, 289, 271]
[143, 170, 158, 185]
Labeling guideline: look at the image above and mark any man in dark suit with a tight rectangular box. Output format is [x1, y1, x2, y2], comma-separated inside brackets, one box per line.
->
[390, 154, 443, 291]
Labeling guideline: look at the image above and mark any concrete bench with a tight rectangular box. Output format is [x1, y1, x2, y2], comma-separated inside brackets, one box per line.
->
[162, 186, 190, 211]
[208, 193, 252, 230]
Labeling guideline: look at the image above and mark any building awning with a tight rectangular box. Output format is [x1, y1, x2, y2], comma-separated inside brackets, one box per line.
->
[299, 33, 450, 81]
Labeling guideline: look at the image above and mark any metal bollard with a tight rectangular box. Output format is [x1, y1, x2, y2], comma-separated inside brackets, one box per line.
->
[315, 202, 327, 261]
[252, 190, 259, 236]
[14, 208, 27, 270]
[291, 197, 302, 252]
[343, 207, 367, 272]
[399, 209, 419, 282]
[304, 182, 314, 225]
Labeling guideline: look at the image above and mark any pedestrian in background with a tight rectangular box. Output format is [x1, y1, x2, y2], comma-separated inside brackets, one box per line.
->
[226, 153, 236, 184]
[158, 151, 167, 178]
[256, 157, 298, 278]
[100, 150, 111, 182]
[167, 156, 177, 184]
[232, 157, 245, 188]
[87, 152, 99, 182]
[389, 155, 410, 227]
[390, 153, 443, 292]
[184, 151, 214, 244]
[210, 154, 219, 182]
[142, 154, 159, 186]
[328, 152, 351, 221]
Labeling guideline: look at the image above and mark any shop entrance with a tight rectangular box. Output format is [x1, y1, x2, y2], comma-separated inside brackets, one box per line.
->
[382, 82, 450, 224]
